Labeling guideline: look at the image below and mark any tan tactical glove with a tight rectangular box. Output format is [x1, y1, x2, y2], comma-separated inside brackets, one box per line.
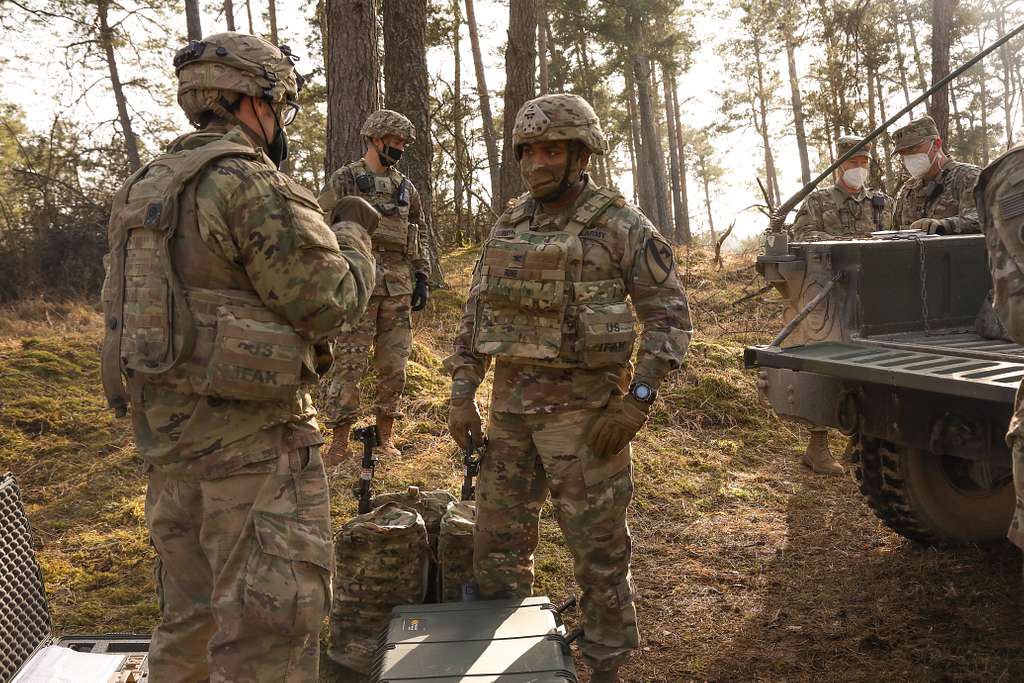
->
[449, 395, 484, 450]
[589, 395, 650, 458]
[909, 217, 947, 235]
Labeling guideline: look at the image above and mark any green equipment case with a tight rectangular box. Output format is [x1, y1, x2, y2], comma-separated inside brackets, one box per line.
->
[370, 597, 578, 682]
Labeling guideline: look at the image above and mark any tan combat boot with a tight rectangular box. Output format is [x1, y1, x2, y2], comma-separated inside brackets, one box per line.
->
[802, 429, 844, 475]
[324, 420, 354, 468]
[375, 414, 402, 459]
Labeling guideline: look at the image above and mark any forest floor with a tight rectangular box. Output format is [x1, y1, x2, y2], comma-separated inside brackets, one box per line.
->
[1, 245, 1021, 682]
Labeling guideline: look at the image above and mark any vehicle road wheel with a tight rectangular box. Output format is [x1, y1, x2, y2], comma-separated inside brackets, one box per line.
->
[846, 434, 1014, 545]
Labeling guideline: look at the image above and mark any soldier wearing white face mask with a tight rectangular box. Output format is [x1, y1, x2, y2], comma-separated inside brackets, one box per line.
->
[891, 115, 980, 234]
[790, 135, 894, 475]
[791, 135, 894, 243]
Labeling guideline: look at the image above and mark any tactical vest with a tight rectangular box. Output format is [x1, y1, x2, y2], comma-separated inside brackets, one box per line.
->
[348, 160, 411, 252]
[473, 187, 637, 369]
[101, 136, 319, 415]
[976, 147, 1024, 344]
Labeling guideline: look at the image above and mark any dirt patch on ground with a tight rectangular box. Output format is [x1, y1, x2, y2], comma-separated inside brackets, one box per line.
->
[2, 248, 1020, 681]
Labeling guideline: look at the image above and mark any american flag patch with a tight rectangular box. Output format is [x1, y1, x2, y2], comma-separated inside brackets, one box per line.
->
[1001, 192, 1024, 220]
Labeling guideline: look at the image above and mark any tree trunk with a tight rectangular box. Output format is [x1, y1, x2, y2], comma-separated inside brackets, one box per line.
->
[783, 24, 810, 185]
[185, 0, 202, 40]
[626, 69, 655, 218]
[671, 76, 690, 243]
[325, 0, 378, 174]
[978, 25, 990, 165]
[928, 0, 953, 141]
[649, 62, 674, 236]
[662, 65, 684, 244]
[499, 0, 537, 206]
[225, 0, 236, 31]
[245, 0, 254, 33]
[268, 0, 279, 43]
[876, 75, 896, 194]
[751, 34, 779, 208]
[997, 4, 1015, 148]
[893, 34, 914, 113]
[625, 93, 639, 204]
[699, 154, 716, 236]
[866, 64, 880, 188]
[383, 0, 441, 283]
[465, 0, 502, 211]
[453, 0, 464, 244]
[629, 12, 671, 232]
[537, 0, 549, 95]
[98, 0, 140, 171]
[907, 3, 929, 92]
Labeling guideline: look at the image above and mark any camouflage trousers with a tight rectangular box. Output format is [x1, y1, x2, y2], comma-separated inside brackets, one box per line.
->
[474, 408, 639, 671]
[319, 293, 411, 426]
[145, 445, 333, 682]
[1009, 440, 1024, 550]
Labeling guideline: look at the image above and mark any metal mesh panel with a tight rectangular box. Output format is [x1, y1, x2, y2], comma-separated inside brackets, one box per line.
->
[0, 472, 51, 681]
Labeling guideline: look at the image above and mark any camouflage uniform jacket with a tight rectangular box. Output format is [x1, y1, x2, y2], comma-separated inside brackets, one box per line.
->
[318, 160, 429, 298]
[445, 180, 693, 414]
[791, 184, 894, 241]
[975, 144, 1024, 441]
[116, 127, 375, 478]
[894, 159, 981, 233]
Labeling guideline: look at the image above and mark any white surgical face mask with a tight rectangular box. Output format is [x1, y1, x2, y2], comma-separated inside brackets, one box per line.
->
[902, 141, 935, 178]
[842, 166, 869, 189]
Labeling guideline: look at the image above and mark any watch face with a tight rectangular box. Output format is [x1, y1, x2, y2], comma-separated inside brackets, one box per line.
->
[632, 383, 653, 401]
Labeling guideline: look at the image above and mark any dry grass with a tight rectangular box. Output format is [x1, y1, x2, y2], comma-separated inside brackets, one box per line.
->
[1, 246, 1021, 681]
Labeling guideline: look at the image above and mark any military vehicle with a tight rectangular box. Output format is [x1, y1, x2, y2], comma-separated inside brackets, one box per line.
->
[746, 233, 1017, 544]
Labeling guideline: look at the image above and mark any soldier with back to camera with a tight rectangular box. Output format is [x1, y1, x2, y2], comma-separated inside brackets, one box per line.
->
[100, 32, 375, 681]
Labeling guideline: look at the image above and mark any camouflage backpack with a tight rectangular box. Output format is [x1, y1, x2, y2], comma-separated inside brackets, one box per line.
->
[329, 502, 430, 674]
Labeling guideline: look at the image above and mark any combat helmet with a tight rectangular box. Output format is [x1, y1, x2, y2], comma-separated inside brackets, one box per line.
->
[174, 32, 303, 127]
[512, 94, 608, 158]
[361, 110, 417, 144]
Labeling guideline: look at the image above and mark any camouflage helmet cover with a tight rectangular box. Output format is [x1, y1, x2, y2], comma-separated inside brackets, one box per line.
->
[513, 94, 607, 156]
[360, 110, 417, 143]
[836, 135, 871, 159]
[890, 115, 940, 154]
[175, 32, 301, 125]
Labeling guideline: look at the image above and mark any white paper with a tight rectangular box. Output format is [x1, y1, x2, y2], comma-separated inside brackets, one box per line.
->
[12, 645, 126, 683]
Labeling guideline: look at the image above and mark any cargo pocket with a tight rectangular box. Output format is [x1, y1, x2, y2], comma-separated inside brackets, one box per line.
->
[202, 305, 310, 401]
[577, 302, 636, 368]
[243, 512, 332, 637]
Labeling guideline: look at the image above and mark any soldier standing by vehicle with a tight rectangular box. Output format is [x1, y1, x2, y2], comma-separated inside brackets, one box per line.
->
[318, 110, 430, 464]
[444, 94, 692, 683]
[789, 135, 894, 475]
[974, 144, 1024, 567]
[892, 115, 980, 234]
[100, 33, 375, 681]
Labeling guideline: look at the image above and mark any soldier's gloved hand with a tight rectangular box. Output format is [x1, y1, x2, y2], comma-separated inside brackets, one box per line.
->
[448, 395, 483, 450]
[411, 273, 429, 311]
[589, 395, 650, 458]
[909, 218, 947, 235]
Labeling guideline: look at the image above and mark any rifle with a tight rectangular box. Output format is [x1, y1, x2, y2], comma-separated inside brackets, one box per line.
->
[460, 444, 482, 502]
[353, 424, 379, 514]
[764, 20, 1024, 250]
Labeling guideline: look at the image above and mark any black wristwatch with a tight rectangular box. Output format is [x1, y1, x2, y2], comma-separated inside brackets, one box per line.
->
[629, 382, 656, 404]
